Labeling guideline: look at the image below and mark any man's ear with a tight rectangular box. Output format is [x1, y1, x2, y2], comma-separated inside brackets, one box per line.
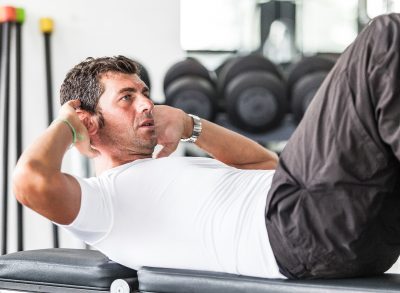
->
[76, 109, 99, 136]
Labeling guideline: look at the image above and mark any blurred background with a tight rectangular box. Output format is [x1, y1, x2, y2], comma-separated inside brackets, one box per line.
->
[0, 0, 399, 272]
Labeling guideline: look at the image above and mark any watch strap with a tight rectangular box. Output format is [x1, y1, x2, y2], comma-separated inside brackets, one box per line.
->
[180, 114, 202, 143]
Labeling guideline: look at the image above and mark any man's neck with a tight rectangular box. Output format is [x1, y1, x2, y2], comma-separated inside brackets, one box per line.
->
[93, 153, 152, 175]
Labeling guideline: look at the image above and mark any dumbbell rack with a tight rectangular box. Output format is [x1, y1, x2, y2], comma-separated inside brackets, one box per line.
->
[164, 54, 335, 156]
[184, 113, 297, 157]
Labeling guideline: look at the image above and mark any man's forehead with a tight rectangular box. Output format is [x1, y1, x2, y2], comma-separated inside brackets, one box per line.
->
[100, 72, 147, 90]
[98, 72, 149, 104]
[100, 71, 139, 82]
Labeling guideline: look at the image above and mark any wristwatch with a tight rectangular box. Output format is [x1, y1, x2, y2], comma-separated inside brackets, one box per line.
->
[180, 114, 202, 143]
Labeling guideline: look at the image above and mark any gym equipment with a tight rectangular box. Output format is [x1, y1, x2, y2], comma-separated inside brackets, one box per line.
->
[259, 0, 296, 53]
[163, 58, 218, 121]
[40, 17, 59, 249]
[287, 55, 336, 123]
[1, 248, 400, 292]
[0, 5, 16, 255]
[217, 54, 287, 133]
[0, 249, 138, 292]
[258, 0, 297, 66]
[138, 267, 400, 292]
[15, 7, 25, 252]
[40, 18, 55, 124]
[135, 60, 151, 91]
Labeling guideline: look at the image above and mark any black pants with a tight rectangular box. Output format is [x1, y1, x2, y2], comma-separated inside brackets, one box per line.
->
[266, 13, 400, 279]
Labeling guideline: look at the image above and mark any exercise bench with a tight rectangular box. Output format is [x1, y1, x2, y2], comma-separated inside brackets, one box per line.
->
[0, 249, 137, 292]
[1, 249, 400, 292]
[137, 267, 400, 292]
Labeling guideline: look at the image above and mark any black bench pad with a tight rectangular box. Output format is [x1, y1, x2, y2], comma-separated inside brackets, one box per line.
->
[0, 248, 137, 292]
[138, 267, 400, 293]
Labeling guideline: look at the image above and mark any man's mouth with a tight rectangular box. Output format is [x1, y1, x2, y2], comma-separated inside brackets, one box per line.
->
[140, 120, 155, 128]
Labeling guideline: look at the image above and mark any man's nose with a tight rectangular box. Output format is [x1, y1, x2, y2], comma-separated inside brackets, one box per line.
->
[137, 95, 154, 113]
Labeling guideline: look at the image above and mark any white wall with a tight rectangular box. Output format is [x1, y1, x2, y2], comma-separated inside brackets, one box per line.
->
[0, 0, 183, 252]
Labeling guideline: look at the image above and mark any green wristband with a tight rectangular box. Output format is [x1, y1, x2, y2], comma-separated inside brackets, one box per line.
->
[55, 119, 77, 144]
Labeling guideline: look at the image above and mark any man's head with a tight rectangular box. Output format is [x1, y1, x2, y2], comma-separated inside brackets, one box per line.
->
[60, 56, 156, 167]
[60, 56, 140, 114]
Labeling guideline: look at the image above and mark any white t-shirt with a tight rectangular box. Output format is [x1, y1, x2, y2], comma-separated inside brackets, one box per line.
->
[61, 156, 285, 279]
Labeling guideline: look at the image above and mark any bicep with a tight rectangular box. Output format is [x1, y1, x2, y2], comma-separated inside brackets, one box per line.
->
[13, 162, 82, 225]
[38, 173, 82, 225]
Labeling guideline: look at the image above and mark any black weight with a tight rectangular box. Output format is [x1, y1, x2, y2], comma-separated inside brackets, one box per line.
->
[288, 55, 336, 123]
[165, 76, 217, 121]
[287, 55, 335, 98]
[127, 58, 151, 91]
[217, 54, 284, 95]
[291, 71, 327, 123]
[137, 62, 151, 90]
[225, 71, 286, 133]
[163, 58, 213, 91]
[164, 58, 217, 121]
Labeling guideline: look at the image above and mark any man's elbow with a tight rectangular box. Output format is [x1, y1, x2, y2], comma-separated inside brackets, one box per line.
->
[12, 162, 49, 208]
[269, 153, 279, 169]
[233, 155, 279, 170]
[261, 157, 278, 170]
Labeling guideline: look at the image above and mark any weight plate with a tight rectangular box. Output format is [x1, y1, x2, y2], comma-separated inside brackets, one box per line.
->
[165, 76, 217, 121]
[217, 54, 283, 95]
[137, 63, 151, 90]
[236, 86, 279, 127]
[163, 58, 212, 91]
[173, 90, 213, 119]
[225, 71, 287, 133]
[287, 56, 335, 98]
[291, 71, 328, 123]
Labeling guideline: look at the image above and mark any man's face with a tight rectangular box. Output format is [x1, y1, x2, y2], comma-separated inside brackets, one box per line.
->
[95, 72, 156, 157]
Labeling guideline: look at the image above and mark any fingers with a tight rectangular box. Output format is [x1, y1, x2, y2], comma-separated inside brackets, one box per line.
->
[84, 145, 100, 158]
[57, 100, 100, 158]
[75, 140, 100, 158]
[65, 99, 81, 109]
[155, 143, 178, 159]
[59, 100, 82, 119]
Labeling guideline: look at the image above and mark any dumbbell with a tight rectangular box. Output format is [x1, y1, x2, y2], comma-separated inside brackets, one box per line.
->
[135, 60, 151, 91]
[218, 54, 287, 133]
[287, 55, 336, 123]
[163, 58, 217, 121]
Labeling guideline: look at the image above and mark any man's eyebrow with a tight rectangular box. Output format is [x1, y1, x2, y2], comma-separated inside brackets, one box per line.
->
[142, 86, 150, 93]
[118, 87, 136, 94]
[118, 86, 150, 94]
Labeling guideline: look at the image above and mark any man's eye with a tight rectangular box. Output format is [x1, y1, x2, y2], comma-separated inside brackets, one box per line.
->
[121, 95, 132, 101]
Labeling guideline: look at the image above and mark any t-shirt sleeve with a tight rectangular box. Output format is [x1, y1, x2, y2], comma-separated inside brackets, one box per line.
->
[59, 175, 113, 245]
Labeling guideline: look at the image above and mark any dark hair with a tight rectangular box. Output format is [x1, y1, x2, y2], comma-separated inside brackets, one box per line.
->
[60, 55, 140, 113]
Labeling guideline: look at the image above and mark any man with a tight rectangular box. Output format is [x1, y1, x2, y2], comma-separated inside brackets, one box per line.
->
[12, 55, 282, 279]
[12, 13, 400, 279]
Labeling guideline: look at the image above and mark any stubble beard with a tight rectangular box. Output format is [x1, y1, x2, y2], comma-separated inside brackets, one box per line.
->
[99, 123, 157, 156]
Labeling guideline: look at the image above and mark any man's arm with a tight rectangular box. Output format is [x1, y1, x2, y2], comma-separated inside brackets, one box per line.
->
[13, 100, 97, 225]
[154, 105, 278, 170]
